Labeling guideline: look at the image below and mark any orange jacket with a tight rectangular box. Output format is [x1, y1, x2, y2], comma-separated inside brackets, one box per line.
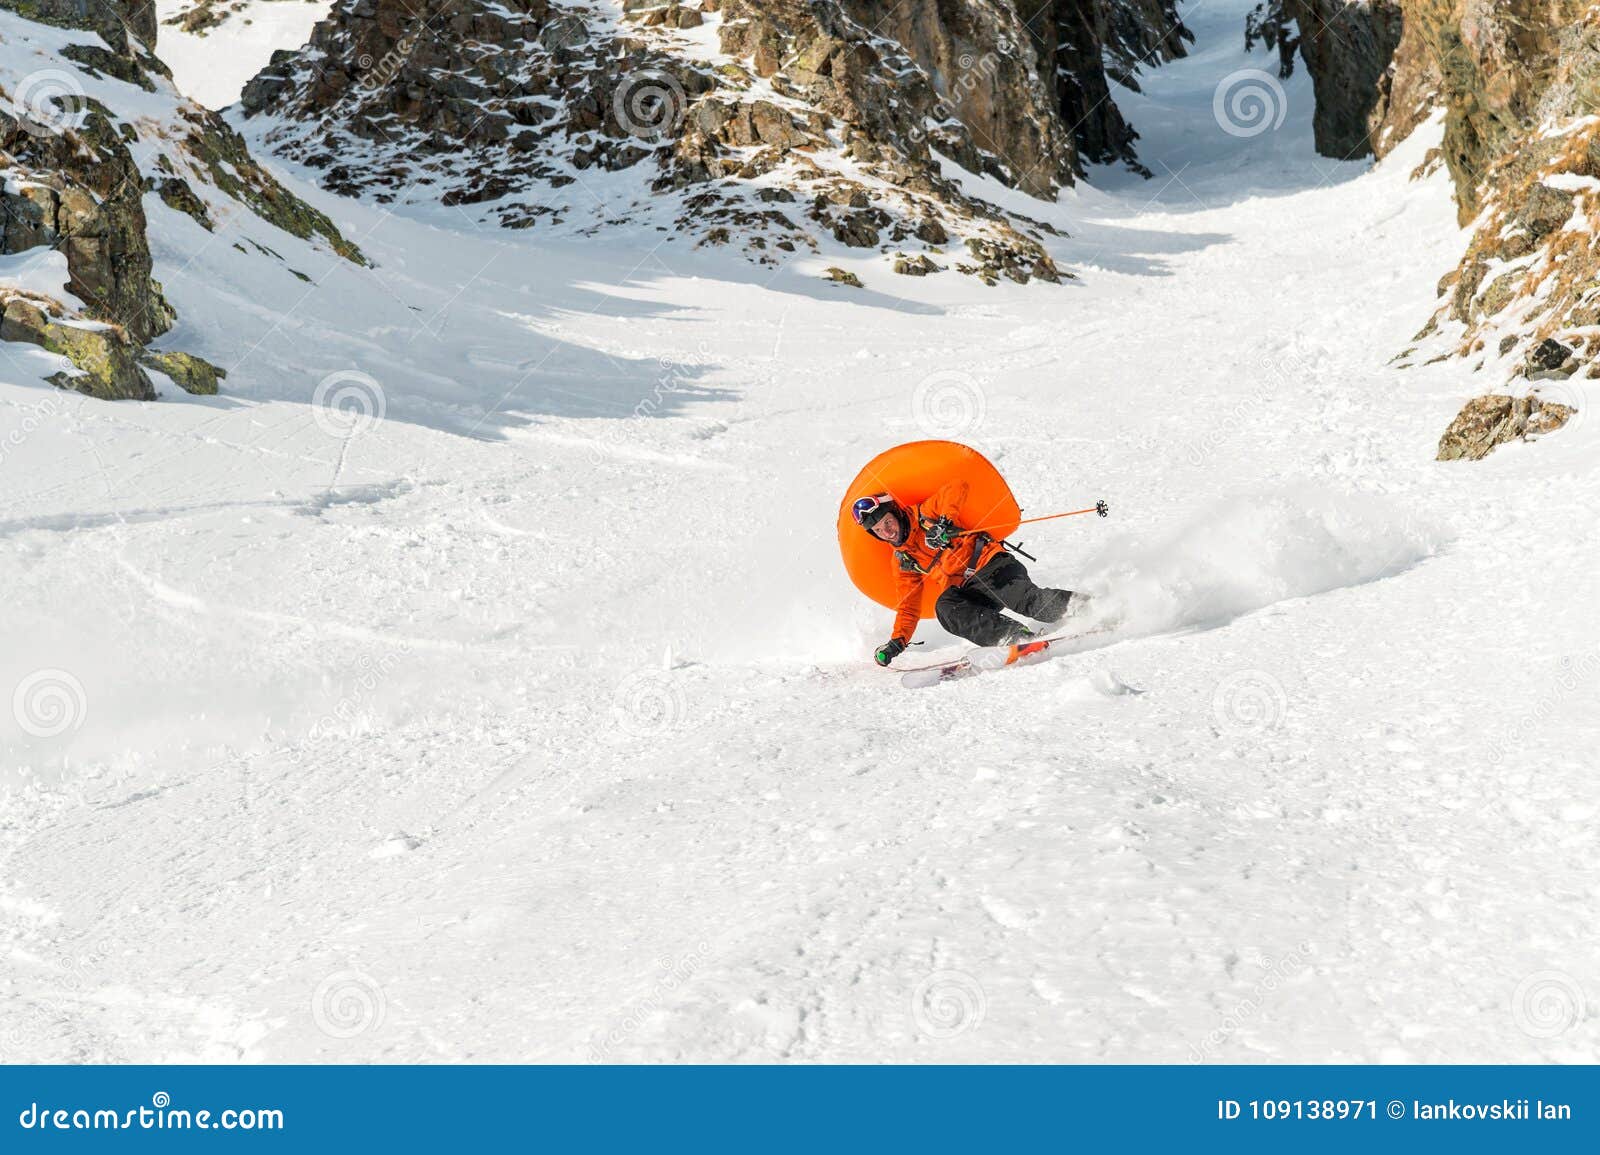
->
[890, 480, 1008, 642]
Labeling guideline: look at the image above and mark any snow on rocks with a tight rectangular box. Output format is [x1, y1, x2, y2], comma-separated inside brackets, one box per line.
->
[232, 0, 1147, 285]
[0, 6, 363, 398]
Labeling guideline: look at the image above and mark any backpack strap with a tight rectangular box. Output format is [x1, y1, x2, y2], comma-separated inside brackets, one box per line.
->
[962, 533, 991, 581]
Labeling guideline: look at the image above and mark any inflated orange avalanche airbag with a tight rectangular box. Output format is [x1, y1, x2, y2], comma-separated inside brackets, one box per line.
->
[837, 440, 1020, 617]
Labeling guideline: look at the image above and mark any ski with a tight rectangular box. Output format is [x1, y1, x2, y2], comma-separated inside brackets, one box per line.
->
[899, 636, 1057, 689]
[896, 621, 1116, 688]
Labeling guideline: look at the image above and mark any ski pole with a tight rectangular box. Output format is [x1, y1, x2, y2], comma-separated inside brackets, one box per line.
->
[957, 499, 1108, 538]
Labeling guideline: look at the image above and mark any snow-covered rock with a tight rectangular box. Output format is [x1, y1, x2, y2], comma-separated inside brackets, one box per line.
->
[235, 0, 1189, 283]
[0, 1, 364, 396]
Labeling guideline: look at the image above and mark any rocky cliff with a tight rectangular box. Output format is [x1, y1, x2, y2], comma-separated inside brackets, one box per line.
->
[0, 0, 362, 399]
[239, 0, 1188, 285]
[1052, 0, 1191, 172]
[1389, 1, 1597, 456]
[1260, 0, 1594, 457]
[1244, 0, 1433, 160]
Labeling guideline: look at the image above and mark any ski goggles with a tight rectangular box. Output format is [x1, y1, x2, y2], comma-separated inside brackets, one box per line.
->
[851, 494, 894, 526]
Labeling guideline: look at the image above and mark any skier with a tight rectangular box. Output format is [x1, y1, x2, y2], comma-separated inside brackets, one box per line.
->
[851, 481, 1078, 667]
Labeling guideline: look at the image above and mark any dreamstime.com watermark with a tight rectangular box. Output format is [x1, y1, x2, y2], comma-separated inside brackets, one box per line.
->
[633, 346, 706, 420]
[245, 647, 415, 894]
[587, 342, 711, 465]
[16, 1092, 282, 1132]
[1188, 942, 1314, 1062]
[588, 942, 711, 1061]
[312, 970, 388, 1040]
[11, 667, 87, 740]
[312, 369, 387, 439]
[283, 644, 415, 764]
[1184, 345, 1319, 465]
[912, 369, 986, 439]
[354, 27, 501, 92]
[911, 969, 987, 1039]
[610, 667, 687, 739]
[1511, 970, 1587, 1040]
[1211, 668, 1289, 738]
[613, 71, 688, 142]
[1212, 68, 1288, 138]
[0, 395, 64, 467]
[357, 34, 420, 92]
[9, 69, 89, 137]
[1486, 650, 1600, 766]
[908, 50, 1003, 144]
[0, 940, 113, 1060]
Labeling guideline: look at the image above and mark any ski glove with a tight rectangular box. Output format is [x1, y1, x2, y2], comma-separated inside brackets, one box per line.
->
[874, 638, 907, 667]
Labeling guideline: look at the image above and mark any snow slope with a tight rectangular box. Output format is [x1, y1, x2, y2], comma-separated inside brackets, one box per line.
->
[2, 1, 1596, 1062]
[154, 0, 333, 109]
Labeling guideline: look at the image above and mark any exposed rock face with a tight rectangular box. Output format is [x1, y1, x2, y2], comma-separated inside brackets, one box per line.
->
[830, 0, 1077, 197]
[0, 0, 365, 397]
[16, 0, 161, 52]
[1051, 0, 1191, 171]
[1400, 2, 1599, 450]
[240, 0, 1186, 282]
[705, 0, 1074, 195]
[1245, 1, 1299, 77]
[1, 103, 174, 344]
[1244, 0, 1428, 160]
[179, 111, 366, 263]
[1, 294, 155, 400]
[1436, 392, 1575, 461]
[140, 349, 228, 395]
[1254, 1, 1592, 452]
[1366, 5, 1440, 159]
[1395, 8, 1600, 396]
[1093, 0, 1191, 72]
[1399, 0, 1588, 220]
[893, 252, 943, 276]
[1287, 0, 1405, 159]
[1270, 0, 1587, 211]
[165, 0, 230, 35]
[0, 4, 177, 346]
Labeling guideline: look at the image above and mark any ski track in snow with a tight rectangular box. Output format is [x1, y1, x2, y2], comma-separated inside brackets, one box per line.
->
[2, 1, 1597, 1063]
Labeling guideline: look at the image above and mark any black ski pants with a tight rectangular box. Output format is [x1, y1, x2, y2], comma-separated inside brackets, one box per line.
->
[934, 552, 1072, 646]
